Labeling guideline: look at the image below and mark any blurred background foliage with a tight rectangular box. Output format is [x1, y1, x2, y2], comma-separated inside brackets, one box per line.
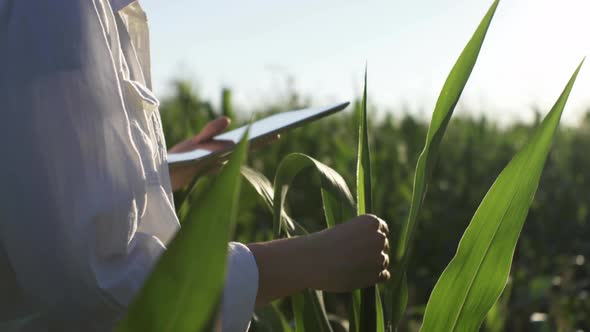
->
[160, 81, 590, 331]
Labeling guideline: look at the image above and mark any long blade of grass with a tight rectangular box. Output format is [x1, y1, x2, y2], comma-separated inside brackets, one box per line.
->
[357, 68, 372, 223]
[350, 291, 361, 332]
[375, 293, 385, 332]
[116, 128, 250, 332]
[388, 1, 500, 328]
[355, 67, 384, 332]
[420, 60, 584, 332]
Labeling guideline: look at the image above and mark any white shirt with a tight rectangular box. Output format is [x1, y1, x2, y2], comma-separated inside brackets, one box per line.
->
[0, 1, 258, 331]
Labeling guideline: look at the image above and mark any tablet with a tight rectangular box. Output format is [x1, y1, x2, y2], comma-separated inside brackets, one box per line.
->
[167, 101, 350, 166]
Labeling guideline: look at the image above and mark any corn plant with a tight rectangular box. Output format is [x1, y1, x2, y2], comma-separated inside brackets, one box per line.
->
[111, 0, 587, 330]
[388, 1, 499, 329]
[352, 67, 385, 332]
[420, 60, 584, 331]
[246, 1, 583, 331]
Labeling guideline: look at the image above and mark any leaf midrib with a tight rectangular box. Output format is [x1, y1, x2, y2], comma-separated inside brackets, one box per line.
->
[448, 152, 528, 331]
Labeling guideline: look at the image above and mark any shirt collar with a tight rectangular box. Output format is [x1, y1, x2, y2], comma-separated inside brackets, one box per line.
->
[111, 0, 135, 12]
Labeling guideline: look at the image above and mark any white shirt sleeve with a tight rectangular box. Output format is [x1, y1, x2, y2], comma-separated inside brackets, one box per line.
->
[0, 1, 259, 331]
[223, 243, 259, 332]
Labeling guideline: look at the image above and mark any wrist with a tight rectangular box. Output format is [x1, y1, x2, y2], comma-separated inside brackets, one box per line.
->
[246, 235, 322, 305]
[300, 230, 332, 290]
[289, 234, 324, 290]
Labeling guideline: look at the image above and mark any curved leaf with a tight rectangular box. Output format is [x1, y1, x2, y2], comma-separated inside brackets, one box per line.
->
[272, 153, 354, 237]
[389, 1, 500, 327]
[421, 60, 584, 332]
[241, 166, 295, 232]
[116, 128, 250, 332]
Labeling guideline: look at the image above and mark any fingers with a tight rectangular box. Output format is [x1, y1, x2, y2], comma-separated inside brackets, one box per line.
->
[375, 215, 389, 236]
[171, 118, 279, 155]
[381, 252, 389, 269]
[364, 214, 390, 284]
[378, 269, 391, 282]
[169, 119, 234, 154]
[193, 117, 231, 143]
[376, 252, 390, 284]
[363, 214, 389, 236]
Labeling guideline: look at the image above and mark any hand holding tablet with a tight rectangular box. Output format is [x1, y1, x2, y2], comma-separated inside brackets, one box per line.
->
[167, 101, 350, 167]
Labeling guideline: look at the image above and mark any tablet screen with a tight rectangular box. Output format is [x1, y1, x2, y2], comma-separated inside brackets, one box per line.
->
[168, 101, 349, 166]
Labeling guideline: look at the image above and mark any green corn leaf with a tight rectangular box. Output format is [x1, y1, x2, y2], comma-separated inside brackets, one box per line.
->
[251, 302, 294, 332]
[357, 67, 372, 218]
[355, 68, 384, 332]
[176, 176, 213, 222]
[484, 278, 513, 332]
[293, 293, 306, 332]
[321, 189, 343, 229]
[328, 315, 350, 332]
[385, 273, 407, 332]
[221, 88, 236, 123]
[421, 60, 584, 332]
[241, 166, 295, 232]
[272, 153, 355, 237]
[376, 293, 385, 332]
[389, 1, 499, 328]
[350, 291, 361, 332]
[293, 290, 334, 332]
[241, 166, 274, 209]
[116, 128, 250, 332]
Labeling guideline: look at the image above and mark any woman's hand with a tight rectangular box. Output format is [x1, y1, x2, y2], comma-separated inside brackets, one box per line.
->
[168, 117, 278, 191]
[306, 214, 390, 292]
[168, 117, 234, 191]
[247, 214, 390, 306]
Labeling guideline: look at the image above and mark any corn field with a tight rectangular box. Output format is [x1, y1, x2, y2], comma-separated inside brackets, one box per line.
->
[102, 1, 590, 331]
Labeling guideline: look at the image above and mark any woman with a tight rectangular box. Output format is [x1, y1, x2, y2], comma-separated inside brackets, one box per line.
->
[0, 1, 390, 331]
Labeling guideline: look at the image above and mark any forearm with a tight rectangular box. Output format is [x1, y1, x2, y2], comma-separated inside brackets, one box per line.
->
[246, 215, 391, 307]
[247, 235, 321, 307]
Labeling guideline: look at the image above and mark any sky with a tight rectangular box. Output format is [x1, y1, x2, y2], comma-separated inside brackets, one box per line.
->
[141, 0, 590, 125]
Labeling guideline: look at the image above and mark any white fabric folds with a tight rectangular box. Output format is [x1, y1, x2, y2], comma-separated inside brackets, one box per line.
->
[0, 1, 258, 331]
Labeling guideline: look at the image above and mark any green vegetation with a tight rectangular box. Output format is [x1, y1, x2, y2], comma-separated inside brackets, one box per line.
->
[1, 1, 588, 331]
[141, 69, 588, 331]
[117, 129, 251, 331]
[355, 68, 384, 332]
[420, 60, 584, 331]
[113, 1, 588, 331]
[390, 1, 499, 329]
